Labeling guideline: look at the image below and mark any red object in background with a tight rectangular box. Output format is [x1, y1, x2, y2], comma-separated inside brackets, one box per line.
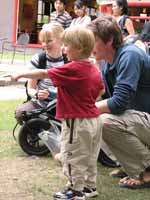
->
[128, 1, 150, 7]
[99, 3, 113, 15]
[23, 3, 34, 19]
[13, 0, 19, 43]
[99, 1, 150, 15]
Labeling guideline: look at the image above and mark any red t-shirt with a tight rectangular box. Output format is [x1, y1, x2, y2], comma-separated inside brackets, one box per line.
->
[47, 61, 104, 119]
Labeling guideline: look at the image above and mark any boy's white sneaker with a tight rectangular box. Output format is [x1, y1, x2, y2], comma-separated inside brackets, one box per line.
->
[83, 187, 98, 198]
[53, 187, 86, 200]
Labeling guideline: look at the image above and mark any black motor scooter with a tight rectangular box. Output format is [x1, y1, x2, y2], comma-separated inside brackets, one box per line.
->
[13, 97, 119, 167]
[13, 99, 61, 156]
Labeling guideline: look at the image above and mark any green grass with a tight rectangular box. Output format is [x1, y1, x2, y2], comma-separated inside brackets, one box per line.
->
[0, 99, 23, 156]
[0, 52, 32, 60]
[0, 99, 150, 199]
[0, 99, 23, 130]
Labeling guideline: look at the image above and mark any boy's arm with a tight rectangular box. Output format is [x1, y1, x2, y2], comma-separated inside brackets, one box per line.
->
[5, 69, 49, 82]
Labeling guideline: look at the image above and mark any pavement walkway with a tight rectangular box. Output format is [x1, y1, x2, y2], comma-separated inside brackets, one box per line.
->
[0, 60, 30, 100]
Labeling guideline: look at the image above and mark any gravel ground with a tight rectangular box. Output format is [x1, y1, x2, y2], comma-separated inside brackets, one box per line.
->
[0, 85, 26, 100]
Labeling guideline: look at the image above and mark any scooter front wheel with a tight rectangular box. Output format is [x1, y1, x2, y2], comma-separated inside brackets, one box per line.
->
[18, 118, 50, 156]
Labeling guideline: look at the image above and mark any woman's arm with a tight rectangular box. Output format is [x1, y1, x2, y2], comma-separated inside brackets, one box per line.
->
[27, 76, 49, 100]
[125, 18, 135, 35]
[27, 79, 38, 98]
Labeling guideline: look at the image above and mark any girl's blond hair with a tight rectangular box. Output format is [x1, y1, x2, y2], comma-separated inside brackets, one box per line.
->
[62, 27, 95, 58]
[39, 22, 64, 42]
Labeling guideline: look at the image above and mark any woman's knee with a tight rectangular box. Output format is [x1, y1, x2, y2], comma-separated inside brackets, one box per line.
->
[100, 113, 115, 128]
[100, 113, 122, 141]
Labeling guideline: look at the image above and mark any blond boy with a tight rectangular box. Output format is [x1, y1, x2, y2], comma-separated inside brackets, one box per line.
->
[7, 27, 104, 200]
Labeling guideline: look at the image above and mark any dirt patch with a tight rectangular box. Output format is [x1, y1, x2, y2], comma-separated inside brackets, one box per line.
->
[0, 130, 64, 200]
[0, 155, 64, 200]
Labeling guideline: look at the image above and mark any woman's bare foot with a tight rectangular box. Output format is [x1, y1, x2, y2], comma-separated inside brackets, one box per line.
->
[119, 171, 150, 189]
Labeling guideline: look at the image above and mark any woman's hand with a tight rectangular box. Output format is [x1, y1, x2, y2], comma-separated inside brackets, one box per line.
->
[37, 89, 49, 100]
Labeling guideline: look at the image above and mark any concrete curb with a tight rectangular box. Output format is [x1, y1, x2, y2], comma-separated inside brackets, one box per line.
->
[0, 72, 26, 86]
[0, 62, 28, 86]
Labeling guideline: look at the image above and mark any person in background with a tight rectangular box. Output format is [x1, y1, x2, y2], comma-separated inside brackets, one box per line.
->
[138, 20, 150, 54]
[7, 26, 105, 200]
[70, 0, 91, 27]
[127, 20, 150, 53]
[140, 20, 150, 43]
[50, 0, 72, 29]
[88, 15, 150, 189]
[15, 23, 67, 125]
[112, 0, 135, 42]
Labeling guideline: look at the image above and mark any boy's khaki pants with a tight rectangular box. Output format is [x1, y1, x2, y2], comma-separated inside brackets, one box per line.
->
[101, 110, 150, 177]
[60, 116, 102, 191]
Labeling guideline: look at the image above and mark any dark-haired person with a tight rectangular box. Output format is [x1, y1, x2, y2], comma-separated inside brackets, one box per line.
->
[140, 21, 150, 43]
[112, 0, 135, 41]
[50, 0, 72, 29]
[88, 15, 150, 189]
[129, 21, 150, 53]
[70, 0, 91, 27]
[137, 21, 150, 54]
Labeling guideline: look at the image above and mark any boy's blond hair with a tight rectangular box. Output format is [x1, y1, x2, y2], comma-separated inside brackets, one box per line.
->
[39, 22, 64, 42]
[62, 27, 95, 58]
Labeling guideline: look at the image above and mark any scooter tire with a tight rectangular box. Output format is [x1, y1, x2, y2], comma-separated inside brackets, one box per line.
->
[18, 118, 50, 156]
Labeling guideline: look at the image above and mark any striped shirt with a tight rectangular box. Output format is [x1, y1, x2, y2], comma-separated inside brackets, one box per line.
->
[50, 11, 72, 29]
[29, 53, 65, 106]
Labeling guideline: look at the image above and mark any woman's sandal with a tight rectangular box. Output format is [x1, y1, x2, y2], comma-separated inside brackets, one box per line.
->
[119, 172, 150, 189]
[109, 168, 127, 178]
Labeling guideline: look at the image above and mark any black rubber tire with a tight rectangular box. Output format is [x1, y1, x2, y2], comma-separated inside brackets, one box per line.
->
[18, 118, 50, 156]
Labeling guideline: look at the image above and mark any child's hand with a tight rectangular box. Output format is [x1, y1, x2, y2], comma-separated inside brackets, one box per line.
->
[3, 74, 20, 82]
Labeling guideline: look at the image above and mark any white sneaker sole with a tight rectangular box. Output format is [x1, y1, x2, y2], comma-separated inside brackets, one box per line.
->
[85, 191, 98, 198]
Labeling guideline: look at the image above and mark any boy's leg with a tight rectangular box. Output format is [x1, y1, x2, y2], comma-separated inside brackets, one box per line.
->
[60, 119, 90, 191]
[54, 118, 101, 199]
[54, 119, 86, 200]
[101, 110, 150, 177]
[84, 115, 102, 198]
